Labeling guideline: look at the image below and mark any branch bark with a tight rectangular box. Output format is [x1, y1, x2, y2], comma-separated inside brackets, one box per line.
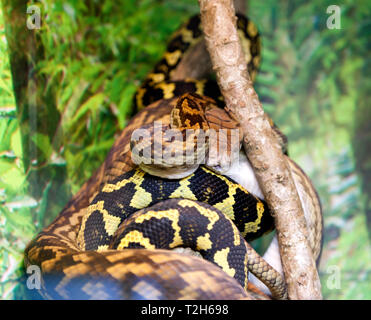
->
[197, 0, 322, 299]
[171, 0, 246, 81]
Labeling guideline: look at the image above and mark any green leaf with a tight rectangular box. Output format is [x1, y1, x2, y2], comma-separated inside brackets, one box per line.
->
[0, 167, 25, 192]
[118, 84, 137, 129]
[10, 128, 22, 159]
[31, 133, 53, 160]
[70, 92, 106, 127]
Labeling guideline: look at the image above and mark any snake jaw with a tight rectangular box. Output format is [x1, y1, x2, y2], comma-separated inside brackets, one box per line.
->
[139, 163, 199, 179]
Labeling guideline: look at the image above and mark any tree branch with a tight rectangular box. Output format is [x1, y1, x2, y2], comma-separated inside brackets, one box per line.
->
[171, 0, 247, 81]
[197, 0, 322, 299]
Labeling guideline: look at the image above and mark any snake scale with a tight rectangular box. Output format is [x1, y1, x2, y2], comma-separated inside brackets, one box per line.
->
[24, 13, 323, 300]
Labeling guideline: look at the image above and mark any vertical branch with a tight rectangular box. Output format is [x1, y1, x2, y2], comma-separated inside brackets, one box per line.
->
[171, 0, 246, 81]
[198, 0, 322, 299]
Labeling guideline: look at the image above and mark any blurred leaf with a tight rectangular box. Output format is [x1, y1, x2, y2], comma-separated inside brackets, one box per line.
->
[10, 128, 22, 159]
[70, 92, 105, 126]
[0, 167, 25, 192]
[31, 133, 52, 160]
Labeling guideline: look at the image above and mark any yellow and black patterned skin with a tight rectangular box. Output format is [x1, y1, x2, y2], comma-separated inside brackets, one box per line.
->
[110, 199, 286, 300]
[24, 12, 321, 300]
[77, 166, 274, 252]
[133, 13, 261, 112]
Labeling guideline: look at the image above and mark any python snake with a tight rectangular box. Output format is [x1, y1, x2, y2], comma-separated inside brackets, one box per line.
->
[24, 13, 322, 300]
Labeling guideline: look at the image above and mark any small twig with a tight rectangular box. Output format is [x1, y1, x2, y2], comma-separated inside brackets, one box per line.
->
[197, 0, 322, 299]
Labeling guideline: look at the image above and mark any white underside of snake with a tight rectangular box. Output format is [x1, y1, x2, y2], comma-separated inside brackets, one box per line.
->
[211, 150, 316, 295]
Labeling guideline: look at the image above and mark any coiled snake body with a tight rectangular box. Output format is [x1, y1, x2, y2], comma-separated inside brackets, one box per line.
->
[24, 13, 322, 300]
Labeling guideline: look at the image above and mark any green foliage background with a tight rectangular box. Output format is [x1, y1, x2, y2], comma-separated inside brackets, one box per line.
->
[0, 0, 370, 299]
